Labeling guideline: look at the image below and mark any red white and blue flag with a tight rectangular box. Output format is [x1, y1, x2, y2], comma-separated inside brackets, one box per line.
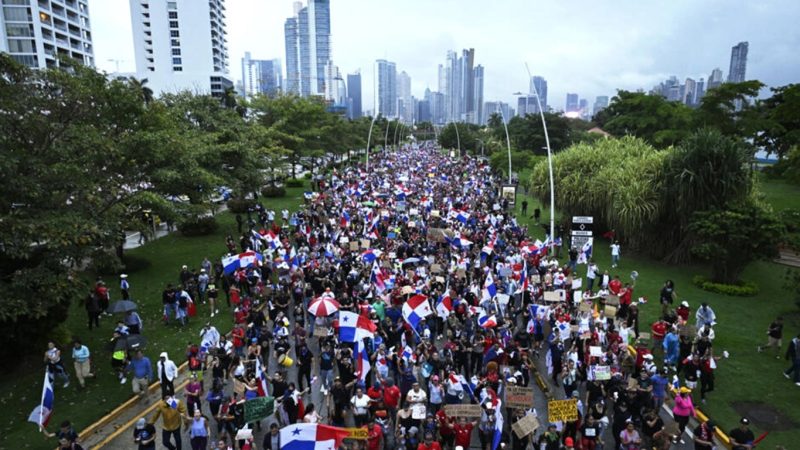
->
[436, 293, 453, 319]
[402, 294, 432, 329]
[482, 272, 497, 301]
[338, 311, 377, 342]
[28, 370, 54, 428]
[279, 424, 350, 450]
[355, 340, 371, 382]
[361, 248, 382, 264]
[221, 251, 263, 275]
[255, 356, 269, 397]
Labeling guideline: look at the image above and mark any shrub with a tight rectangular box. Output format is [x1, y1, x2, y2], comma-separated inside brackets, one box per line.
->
[779, 209, 800, 233]
[227, 198, 255, 214]
[285, 178, 304, 188]
[692, 275, 759, 296]
[261, 185, 286, 198]
[303, 172, 313, 179]
[178, 216, 218, 236]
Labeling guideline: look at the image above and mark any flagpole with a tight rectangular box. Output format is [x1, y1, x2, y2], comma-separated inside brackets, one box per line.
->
[39, 369, 47, 430]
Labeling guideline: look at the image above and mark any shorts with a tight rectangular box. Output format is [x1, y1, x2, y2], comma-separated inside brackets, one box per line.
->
[768, 336, 782, 348]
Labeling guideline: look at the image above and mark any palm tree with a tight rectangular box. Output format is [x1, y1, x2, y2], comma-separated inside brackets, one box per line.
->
[128, 77, 153, 105]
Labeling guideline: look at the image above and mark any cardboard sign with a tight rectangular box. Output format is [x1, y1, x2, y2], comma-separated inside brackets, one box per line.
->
[431, 264, 443, 273]
[349, 242, 360, 251]
[638, 332, 651, 340]
[579, 302, 592, 313]
[679, 326, 696, 338]
[530, 274, 541, 284]
[244, 396, 275, 423]
[588, 365, 611, 381]
[589, 346, 603, 357]
[313, 327, 330, 338]
[505, 386, 535, 408]
[604, 305, 617, 317]
[627, 378, 639, 390]
[605, 295, 620, 306]
[512, 414, 540, 438]
[360, 239, 370, 249]
[401, 286, 415, 295]
[427, 228, 452, 243]
[547, 399, 578, 423]
[411, 405, 427, 420]
[431, 210, 440, 217]
[570, 324, 579, 333]
[543, 291, 561, 302]
[344, 428, 369, 440]
[443, 404, 483, 418]
[571, 278, 582, 290]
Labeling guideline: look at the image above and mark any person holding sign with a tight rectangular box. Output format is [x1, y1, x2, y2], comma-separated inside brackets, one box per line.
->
[578, 414, 601, 450]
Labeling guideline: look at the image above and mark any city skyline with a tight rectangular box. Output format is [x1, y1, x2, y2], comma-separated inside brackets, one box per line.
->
[87, 0, 800, 111]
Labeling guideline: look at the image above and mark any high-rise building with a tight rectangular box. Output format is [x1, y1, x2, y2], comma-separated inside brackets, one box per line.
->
[397, 70, 412, 123]
[0, 0, 94, 69]
[283, 0, 330, 97]
[129, 0, 231, 97]
[727, 41, 748, 83]
[461, 48, 475, 120]
[707, 68, 723, 91]
[578, 99, 589, 119]
[530, 76, 548, 112]
[593, 96, 609, 116]
[681, 77, 697, 106]
[473, 65, 484, 124]
[429, 91, 445, 124]
[346, 71, 361, 119]
[241, 52, 282, 97]
[516, 96, 537, 117]
[323, 60, 345, 106]
[695, 78, 706, 104]
[566, 93, 579, 112]
[376, 59, 396, 117]
[484, 101, 512, 124]
[416, 99, 431, 123]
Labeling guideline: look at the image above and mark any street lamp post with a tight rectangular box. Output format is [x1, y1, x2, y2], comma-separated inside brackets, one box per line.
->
[366, 62, 377, 172]
[497, 108, 513, 184]
[525, 63, 556, 240]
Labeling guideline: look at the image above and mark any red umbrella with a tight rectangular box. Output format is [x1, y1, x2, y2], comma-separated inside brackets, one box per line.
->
[308, 297, 340, 317]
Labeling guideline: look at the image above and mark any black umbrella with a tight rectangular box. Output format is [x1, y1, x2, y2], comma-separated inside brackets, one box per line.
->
[108, 299, 138, 314]
[113, 334, 147, 351]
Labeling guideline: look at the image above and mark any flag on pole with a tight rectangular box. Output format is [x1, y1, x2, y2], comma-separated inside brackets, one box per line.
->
[27, 370, 54, 428]
[577, 238, 593, 264]
[402, 294, 432, 329]
[221, 251, 264, 274]
[279, 424, 350, 450]
[482, 272, 497, 301]
[436, 294, 453, 319]
[255, 357, 269, 397]
[338, 311, 377, 342]
[355, 340, 371, 382]
[491, 398, 504, 450]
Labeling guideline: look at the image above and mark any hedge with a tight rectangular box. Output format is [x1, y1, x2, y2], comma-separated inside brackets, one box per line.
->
[692, 275, 759, 296]
[178, 216, 219, 236]
[285, 178, 304, 187]
[261, 186, 286, 198]
[227, 198, 255, 214]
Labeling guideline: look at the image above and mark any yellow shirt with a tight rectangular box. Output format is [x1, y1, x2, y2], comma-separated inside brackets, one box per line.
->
[150, 400, 187, 431]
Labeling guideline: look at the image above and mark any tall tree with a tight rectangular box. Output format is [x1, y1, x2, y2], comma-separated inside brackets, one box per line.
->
[756, 84, 800, 159]
[595, 90, 694, 148]
[695, 80, 765, 140]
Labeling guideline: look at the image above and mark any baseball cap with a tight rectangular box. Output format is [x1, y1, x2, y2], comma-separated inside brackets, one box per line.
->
[740, 417, 750, 425]
[136, 418, 146, 430]
[159, 352, 168, 358]
[564, 437, 574, 447]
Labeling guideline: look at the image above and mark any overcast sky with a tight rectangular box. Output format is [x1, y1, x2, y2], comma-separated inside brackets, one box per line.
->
[91, 0, 800, 111]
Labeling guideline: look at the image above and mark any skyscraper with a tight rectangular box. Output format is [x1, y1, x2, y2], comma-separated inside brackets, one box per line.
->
[283, 0, 330, 97]
[727, 41, 748, 83]
[461, 48, 475, 121]
[483, 101, 512, 124]
[397, 70, 412, 123]
[593, 96, 609, 116]
[0, 0, 94, 69]
[695, 78, 706, 104]
[566, 93, 579, 112]
[681, 78, 697, 106]
[473, 65, 484, 124]
[376, 59, 396, 117]
[346, 71, 362, 119]
[323, 61, 345, 106]
[129, 0, 231, 97]
[530, 76, 548, 112]
[707, 68, 724, 91]
[241, 52, 282, 97]
[516, 96, 537, 116]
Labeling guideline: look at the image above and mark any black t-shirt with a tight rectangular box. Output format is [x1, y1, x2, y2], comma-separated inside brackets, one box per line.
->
[728, 428, 755, 450]
[692, 424, 713, 450]
[768, 321, 783, 339]
[134, 424, 157, 450]
[642, 416, 663, 438]
[271, 379, 288, 398]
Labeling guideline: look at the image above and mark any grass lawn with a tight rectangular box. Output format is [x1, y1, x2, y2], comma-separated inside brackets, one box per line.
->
[0, 184, 311, 450]
[757, 172, 800, 212]
[513, 175, 800, 447]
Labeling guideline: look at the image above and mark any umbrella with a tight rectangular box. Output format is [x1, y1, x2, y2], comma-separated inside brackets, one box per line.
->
[108, 299, 138, 314]
[362, 201, 376, 207]
[113, 334, 147, 351]
[308, 297, 340, 317]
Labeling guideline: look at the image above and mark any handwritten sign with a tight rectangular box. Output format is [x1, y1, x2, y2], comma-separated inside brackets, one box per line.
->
[505, 386, 535, 408]
[571, 278, 582, 290]
[349, 242, 359, 251]
[360, 239, 370, 249]
[605, 295, 620, 306]
[431, 264, 443, 273]
[530, 274, 541, 284]
[443, 404, 483, 418]
[313, 327, 330, 338]
[547, 399, 578, 423]
[589, 346, 603, 357]
[543, 291, 561, 302]
[244, 396, 275, 423]
[604, 305, 617, 317]
[343, 428, 369, 440]
[512, 414, 540, 438]
[588, 365, 611, 381]
[579, 302, 592, 313]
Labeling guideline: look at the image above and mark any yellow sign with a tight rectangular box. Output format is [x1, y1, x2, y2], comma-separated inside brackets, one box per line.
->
[344, 428, 369, 440]
[547, 399, 578, 423]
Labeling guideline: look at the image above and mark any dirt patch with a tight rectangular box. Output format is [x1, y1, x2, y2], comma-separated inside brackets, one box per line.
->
[731, 401, 799, 431]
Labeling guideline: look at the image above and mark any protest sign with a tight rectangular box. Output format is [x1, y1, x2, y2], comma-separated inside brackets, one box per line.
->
[589, 346, 603, 357]
[588, 365, 611, 381]
[555, 289, 567, 301]
[512, 414, 540, 438]
[343, 428, 369, 440]
[496, 293, 510, 306]
[604, 305, 617, 317]
[443, 404, 483, 418]
[360, 239, 370, 249]
[505, 385, 534, 408]
[579, 302, 592, 313]
[244, 396, 274, 423]
[430, 264, 443, 273]
[573, 291, 582, 304]
[547, 399, 578, 423]
[431, 210, 440, 217]
[605, 295, 620, 306]
[410, 208, 419, 216]
[571, 278, 582, 290]
[313, 327, 330, 338]
[349, 242, 359, 251]
[531, 274, 541, 284]
[427, 228, 452, 243]
[543, 291, 561, 302]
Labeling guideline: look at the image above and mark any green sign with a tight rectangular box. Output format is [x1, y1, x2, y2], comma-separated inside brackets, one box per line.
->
[244, 396, 274, 423]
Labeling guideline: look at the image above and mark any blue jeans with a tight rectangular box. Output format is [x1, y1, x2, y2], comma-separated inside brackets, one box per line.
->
[612, 255, 619, 266]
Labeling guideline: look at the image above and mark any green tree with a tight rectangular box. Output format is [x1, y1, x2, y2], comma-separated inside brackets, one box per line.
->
[695, 80, 765, 139]
[689, 205, 784, 284]
[757, 84, 800, 159]
[595, 90, 694, 148]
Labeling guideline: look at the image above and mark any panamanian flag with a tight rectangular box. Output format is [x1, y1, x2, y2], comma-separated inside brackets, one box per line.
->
[338, 311, 377, 342]
[402, 294, 432, 329]
[28, 370, 54, 428]
[221, 250, 263, 275]
[482, 272, 498, 301]
[279, 424, 350, 450]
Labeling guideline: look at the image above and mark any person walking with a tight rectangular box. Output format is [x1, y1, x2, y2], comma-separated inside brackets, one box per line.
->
[149, 395, 188, 450]
[188, 409, 211, 450]
[758, 316, 784, 358]
[128, 350, 153, 398]
[610, 240, 621, 268]
[120, 274, 131, 300]
[133, 418, 157, 450]
[695, 303, 716, 330]
[157, 352, 179, 397]
[784, 333, 800, 386]
[671, 387, 696, 444]
[71, 340, 94, 389]
[84, 290, 101, 330]
[44, 342, 70, 388]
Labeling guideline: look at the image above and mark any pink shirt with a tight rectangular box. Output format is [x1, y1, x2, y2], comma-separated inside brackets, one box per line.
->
[672, 394, 695, 417]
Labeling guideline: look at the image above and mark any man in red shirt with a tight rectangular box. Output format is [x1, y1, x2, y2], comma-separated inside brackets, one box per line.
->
[618, 282, 633, 319]
[608, 275, 623, 295]
[366, 418, 383, 450]
[651, 319, 667, 353]
[418, 432, 442, 450]
[436, 409, 455, 449]
[452, 417, 478, 449]
[382, 378, 401, 416]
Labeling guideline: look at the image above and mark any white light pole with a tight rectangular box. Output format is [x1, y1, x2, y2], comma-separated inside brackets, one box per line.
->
[525, 63, 555, 240]
[452, 121, 461, 156]
[497, 107, 513, 184]
[366, 62, 378, 171]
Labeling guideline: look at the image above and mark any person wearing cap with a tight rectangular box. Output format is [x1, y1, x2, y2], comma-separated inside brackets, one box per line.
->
[728, 418, 755, 450]
[671, 386, 695, 444]
[428, 375, 444, 413]
[149, 394, 188, 450]
[120, 274, 130, 300]
[133, 417, 156, 450]
[693, 420, 716, 450]
[676, 300, 691, 323]
[536, 424, 560, 450]
[157, 352, 178, 397]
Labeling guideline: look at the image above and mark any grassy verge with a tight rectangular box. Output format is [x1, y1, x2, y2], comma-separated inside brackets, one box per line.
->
[514, 175, 800, 447]
[0, 184, 310, 450]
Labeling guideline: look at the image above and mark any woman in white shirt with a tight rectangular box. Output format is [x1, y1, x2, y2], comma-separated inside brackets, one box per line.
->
[303, 403, 322, 423]
[351, 388, 371, 427]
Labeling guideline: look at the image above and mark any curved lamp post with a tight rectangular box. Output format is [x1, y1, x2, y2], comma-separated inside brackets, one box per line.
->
[525, 63, 555, 240]
[496, 108, 513, 184]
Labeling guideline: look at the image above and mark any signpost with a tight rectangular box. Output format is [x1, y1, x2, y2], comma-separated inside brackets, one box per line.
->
[570, 216, 593, 250]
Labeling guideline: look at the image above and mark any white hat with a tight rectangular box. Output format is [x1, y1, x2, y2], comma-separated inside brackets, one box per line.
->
[643, 354, 654, 360]
[159, 352, 168, 358]
[182, 265, 188, 269]
[120, 274, 128, 278]
[681, 300, 689, 307]
[200, 269, 206, 273]
[136, 418, 146, 430]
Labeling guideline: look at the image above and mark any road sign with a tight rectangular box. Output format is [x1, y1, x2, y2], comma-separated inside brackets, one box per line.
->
[571, 216, 594, 249]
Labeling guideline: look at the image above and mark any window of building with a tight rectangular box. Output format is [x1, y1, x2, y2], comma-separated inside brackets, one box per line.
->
[167, 1, 177, 10]
[6, 38, 35, 52]
[169, 30, 179, 37]
[170, 39, 180, 46]
[171, 48, 181, 56]
[3, 6, 31, 21]
[5, 23, 33, 36]
[3, 0, 29, 5]
[168, 11, 177, 19]
[172, 57, 182, 65]
[173, 66, 182, 72]
[169, 20, 178, 28]
[11, 54, 37, 67]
